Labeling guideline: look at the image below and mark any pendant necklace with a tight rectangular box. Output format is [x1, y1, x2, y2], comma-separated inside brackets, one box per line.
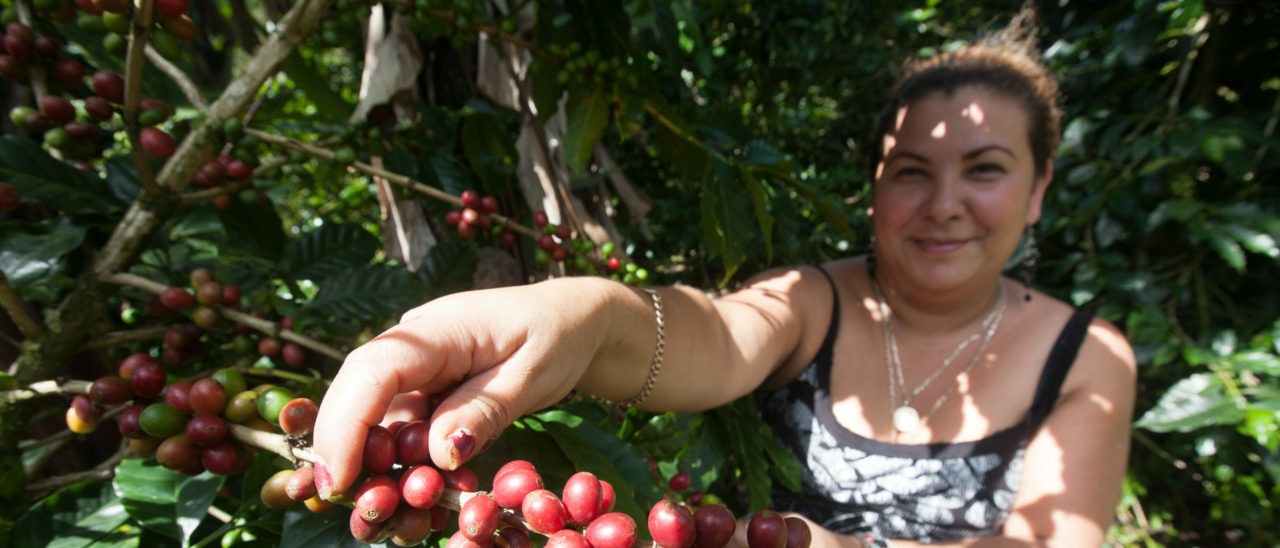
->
[869, 272, 1007, 436]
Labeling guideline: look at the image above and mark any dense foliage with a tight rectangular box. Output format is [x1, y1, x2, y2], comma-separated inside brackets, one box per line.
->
[0, 0, 1276, 545]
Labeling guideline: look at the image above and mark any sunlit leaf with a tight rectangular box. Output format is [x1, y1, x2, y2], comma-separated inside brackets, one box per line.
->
[1135, 373, 1246, 433]
[563, 87, 609, 172]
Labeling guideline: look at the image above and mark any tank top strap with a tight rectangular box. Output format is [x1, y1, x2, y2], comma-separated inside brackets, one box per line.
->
[1027, 309, 1094, 425]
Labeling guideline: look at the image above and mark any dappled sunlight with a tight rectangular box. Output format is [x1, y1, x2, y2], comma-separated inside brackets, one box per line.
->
[930, 120, 947, 139]
[962, 101, 986, 125]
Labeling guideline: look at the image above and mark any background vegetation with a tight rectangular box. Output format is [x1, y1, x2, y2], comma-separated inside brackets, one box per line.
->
[0, 0, 1276, 545]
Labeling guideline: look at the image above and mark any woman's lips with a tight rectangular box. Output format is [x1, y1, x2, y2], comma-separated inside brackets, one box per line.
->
[912, 238, 968, 254]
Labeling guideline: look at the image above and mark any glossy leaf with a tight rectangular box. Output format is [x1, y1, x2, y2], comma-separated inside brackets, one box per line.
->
[0, 136, 123, 215]
[1135, 373, 1246, 433]
[0, 218, 86, 289]
[308, 263, 424, 322]
[284, 223, 378, 281]
[112, 459, 223, 543]
[563, 87, 610, 172]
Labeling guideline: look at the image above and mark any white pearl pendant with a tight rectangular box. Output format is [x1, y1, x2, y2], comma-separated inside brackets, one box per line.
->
[892, 406, 921, 433]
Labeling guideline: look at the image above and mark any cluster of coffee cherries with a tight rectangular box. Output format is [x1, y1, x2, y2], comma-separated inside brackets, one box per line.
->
[443, 190, 513, 245]
[73, 0, 195, 60]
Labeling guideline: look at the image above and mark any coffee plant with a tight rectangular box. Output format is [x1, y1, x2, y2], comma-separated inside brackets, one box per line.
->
[1, 0, 1278, 546]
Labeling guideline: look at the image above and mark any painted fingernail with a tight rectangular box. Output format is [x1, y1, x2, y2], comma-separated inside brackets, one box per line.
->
[447, 427, 476, 465]
[314, 460, 333, 500]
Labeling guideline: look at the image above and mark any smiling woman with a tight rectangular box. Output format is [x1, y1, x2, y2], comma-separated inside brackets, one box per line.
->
[312, 5, 1136, 547]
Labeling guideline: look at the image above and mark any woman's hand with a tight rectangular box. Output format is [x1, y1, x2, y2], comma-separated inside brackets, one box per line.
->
[311, 278, 618, 500]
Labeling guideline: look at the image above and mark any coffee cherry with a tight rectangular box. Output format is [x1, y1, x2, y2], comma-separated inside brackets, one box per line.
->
[746, 510, 787, 548]
[71, 393, 101, 423]
[521, 489, 568, 535]
[443, 467, 480, 492]
[529, 529, 584, 548]
[140, 127, 176, 158]
[90, 375, 131, 405]
[389, 506, 434, 546]
[258, 336, 281, 358]
[129, 436, 162, 458]
[130, 361, 168, 399]
[460, 189, 480, 209]
[159, 286, 194, 310]
[188, 378, 228, 415]
[163, 380, 194, 413]
[224, 390, 259, 424]
[494, 459, 536, 480]
[395, 421, 430, 465]
[363, 424, 396, 474]
[200, 439, 240, 474]
[225, 159, 253, 180]
[256, 386, 295, 424]
[479, 195, 499, 214]
[561, 471, 603, 526]
[354, 474, 400, 523]
[278, 397, 318, 437]
[649, 499, 696, 548]
[192, 305, 219, 329]
[281, 342, 306, 368]
[496, 527, 533, 548]
[692, 504, 736, 548]
[90, 70, 124, 103]
[458, 493, 501, 541]
[492, 466, 543, 509]
[304, 494, 336, 514]
[139, 403, 186, 438]
[116, 404, 146, 438]
[260, 469, 296, 509]
[65, 404, 99, 434]
[350, 511, 388, 543]
[95, 0, 130, 14]
[154, 0, 189, 19]
[446, 530, 488, 548]
[585, 512, 637, 548]
[195, 280, 221, 305]
[76, 0, 104, 15]
[220, 285, 241, 307]
[399, 464, 445, 509]
[285, 466, 317, 501]
[211, 367, 247, 396]
[118, 352, 156, 379]
[600, 480, 617, 513]
[533, 211, 549, 228]
[156, 434, 200, 470]
[668, 471, 691, 493]
[160, 14, 197, 41]
[184, 414, 228, 446]
[39, 95, 75, 124]
[783, 517, 811, 548]
[0, 182, 19, 213]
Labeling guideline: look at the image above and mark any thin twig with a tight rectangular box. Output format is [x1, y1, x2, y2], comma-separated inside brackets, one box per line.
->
[24, 445, 130, 495]
[0, 270, 40, 339]
[146, 45, 209, 110]
[88, 325, 169, 349]
[4, 379, 92, 404]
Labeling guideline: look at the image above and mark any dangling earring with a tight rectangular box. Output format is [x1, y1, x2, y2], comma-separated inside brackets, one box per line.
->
[1020, 226, 1039, 302]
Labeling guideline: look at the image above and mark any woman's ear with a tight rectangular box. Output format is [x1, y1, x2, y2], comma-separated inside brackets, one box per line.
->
[1026, 162, 1053, 224]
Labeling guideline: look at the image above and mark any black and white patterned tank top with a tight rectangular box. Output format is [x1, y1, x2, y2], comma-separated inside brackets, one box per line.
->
[760, 268, 1093, 542]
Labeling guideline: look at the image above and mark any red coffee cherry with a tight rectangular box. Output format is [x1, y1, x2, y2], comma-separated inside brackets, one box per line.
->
[668, 471, 692, 493]
[349, 510, 387, 543]
[599, 479, 617, 514]
[442, 467, 480, 493]
[395, 421, 430, 466]
[90, 375, 131, 405]
[70, 393, 101, 423]
[399, 464, 445, 509]
[220, 285, 241, 307]
[492, 466, 543, 509]
[561, 471, 604, 526]
[184, 414, 228, 446]
[129, 361, 168, 399]
[189, 378, 228, 415]
[156, 434, 200, 471]
[354, 475, 400, 523]
[692, 504, 737, 548]
[649, 499, 696, 548]
[200, 439, 241, 475]
[154, 0, 189, 18]
[533, 211, 549, 228]
[783, 517, 811, 548]
[195, 281, 221, 305]
[460, 189, 480, 209]
[140, 127, 176, 158]
[0, 182, 19, 213]
[493, 459, 536, 480]
[257, 336, 281, 358]
[547, 529, 592, 548]
[39, 95, 75, 124]
[585, 512, 637, 548]
[277, 397, 318, 437]
[363, 425, 396, 474]
[116, 404, 146, 438]
[83, 95, 113, 121]
[281, 342, 307, 368]
[446, 530, 489, 548]
[746, 510, 788, 548]
[285, 466, 317, 502]
[159, 286, 194, 310]
[521, 489, 568, 535]
[389, 506, 434, 546]
[458, 493, 501, 541]
[161, 380, 193, 413]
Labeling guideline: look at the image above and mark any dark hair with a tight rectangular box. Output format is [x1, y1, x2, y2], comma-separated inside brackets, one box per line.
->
[869, 8, 1062, 180]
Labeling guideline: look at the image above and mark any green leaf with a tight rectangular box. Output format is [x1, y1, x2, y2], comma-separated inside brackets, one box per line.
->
[1218, 222, 1279, 258]
[563, 87, 610, 172]
[0, 136, 123, 215]
[741, 168, 775, 263]
[217, 201, 286, 264]
[280, 507, 382, 548]
[1230, 350, 1280, 376]
[700, 161, 753, 284]
[416, 240, 477, 298]
[1204, 227, 1247, 272]
[11, 480, 136, 548]
[112, 459, 223, 543]
[309, 264, 423, 323]
[281, 53, 351, 124]
[1135, 373, 1247, 433]
[284, 223, 378, 282]
[533, 409, 661, 519]
[0, 217, 86, 288]
[653, 108, 709, 181]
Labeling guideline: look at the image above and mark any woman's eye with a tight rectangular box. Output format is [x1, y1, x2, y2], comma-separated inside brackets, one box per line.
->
[894, 166, 927, 178]
[969, 163, 1005, 177]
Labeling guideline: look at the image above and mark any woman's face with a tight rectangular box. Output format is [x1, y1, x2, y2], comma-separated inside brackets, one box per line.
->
[871, 85, 1050, 296]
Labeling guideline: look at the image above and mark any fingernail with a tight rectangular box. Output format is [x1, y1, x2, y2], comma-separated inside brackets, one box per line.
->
[447, 427, 476, 465]
[314, 460, 333, 500]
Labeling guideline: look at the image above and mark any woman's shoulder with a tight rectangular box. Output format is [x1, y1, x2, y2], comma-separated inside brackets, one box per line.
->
[1029, 294, 1137, 403]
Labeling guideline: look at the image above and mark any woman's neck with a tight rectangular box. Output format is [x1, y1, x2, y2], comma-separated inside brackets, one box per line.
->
[865, 259, 1006, 335]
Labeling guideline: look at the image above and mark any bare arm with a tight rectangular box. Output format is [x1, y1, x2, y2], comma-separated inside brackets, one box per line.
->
[312, 268, 828, 499]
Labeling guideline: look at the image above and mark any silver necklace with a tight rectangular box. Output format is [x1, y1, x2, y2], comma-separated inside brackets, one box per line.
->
[870, 276, 1007, 435]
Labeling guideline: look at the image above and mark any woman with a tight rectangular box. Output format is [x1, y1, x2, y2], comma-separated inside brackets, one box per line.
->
[313, 13, 1136, 546]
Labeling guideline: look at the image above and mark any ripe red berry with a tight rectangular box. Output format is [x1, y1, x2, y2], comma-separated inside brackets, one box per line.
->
[258, 336, 281, 358]
[561, 471, 603, 526]
[0, 183, 19, 213]
[90, 375, 132, 405]
[538, 234, 556, 252]
[585, 512, 637, 548]
[278, 397, 318, 437]
[783, 517, 811, 548]
[140, 127, 176, 158]
[669, 471, 692, 493]
[38, 95, 73, 124]
[95, 0, 130, 14]
[600, 479, 617, 513]
[185, 414, 229, 446]
[159, 286, 194, 310]
[446, 530, 488, 548]
[746, 510, 788, 548]
[492, 466, 543, 509]
[479, 195, 499, 214]
[521, 489, 568, 535]
[363, 424, 397, 474]
[649, 499, 696, 548]
[220, 285, 241, 307]
[281, 342, 307, 368]
[444, 209, 462, 225]
[607, 256, 622, 271]
[354, 475, 400, 523]
[494, 459, 537, 480]
[163, 380, 194, 413]
[533, 210, 549, 228]
[547, 529, 592, 548]
[91, 70, 124, 103]
[395, 421, 430, 466]
[399, 464, 445, 509]
[692, 504, 736, 548]
[459, 189, 480, 209]
[154, 0, 189, 19]
[129, 361, 167, 399]
[194, 280, 221, 305]
[442, 467, 480, 492]
[118, 352, 156, 379]
[70, 393, 101, 423]
[497, 526, 534, 548]
[224, 159, 253, 180]
[349, 509, 386, 543]
[75, 0, 103, 15]
[285, 466, 317, 502]
[116, 404, 146, 438]
[189, 378, 228, 415]
[458, 493, 500, 541]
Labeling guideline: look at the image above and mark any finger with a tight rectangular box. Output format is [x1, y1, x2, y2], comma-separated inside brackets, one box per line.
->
[313, 327, 471, 498]
[383, 392, 432, 425]
[426, 347, 577, 470]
